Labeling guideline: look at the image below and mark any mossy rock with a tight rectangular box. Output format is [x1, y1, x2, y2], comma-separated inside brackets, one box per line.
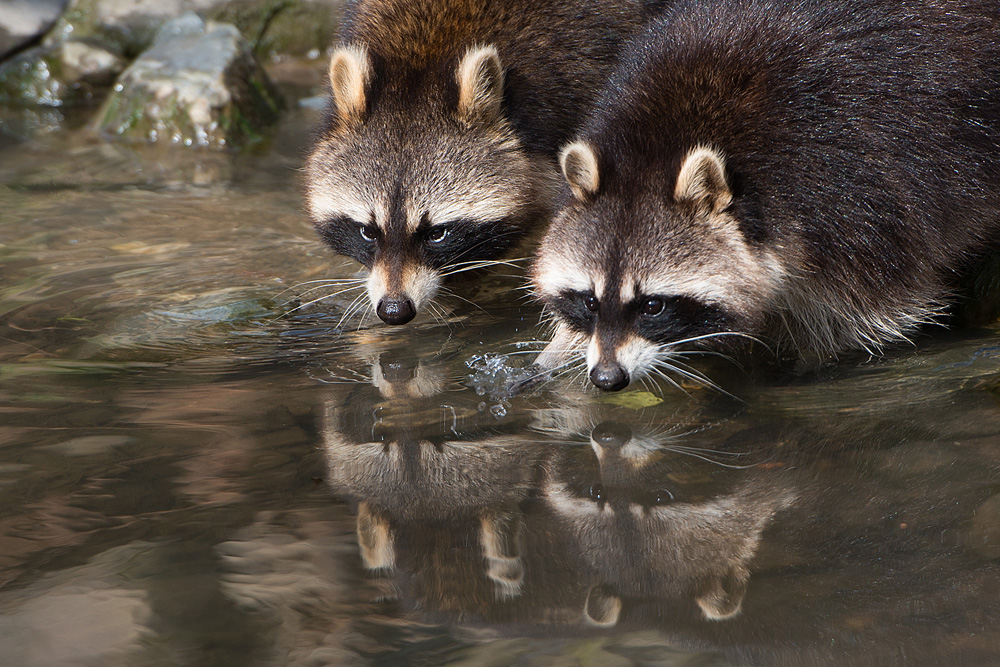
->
[95, 14, 283, 148]
[208, 0, 344, 57]
[0, 39, 124, 107]
[47, 0, 344, 60]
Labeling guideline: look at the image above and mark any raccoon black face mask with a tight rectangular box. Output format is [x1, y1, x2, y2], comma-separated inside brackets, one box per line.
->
[533, 0, 1000, 390]
[305, 0, 653, 325]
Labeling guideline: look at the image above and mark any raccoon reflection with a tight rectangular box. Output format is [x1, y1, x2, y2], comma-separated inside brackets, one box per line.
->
[305, 0, 654, 325]
[317, 328, 458, 399]
[322, 397, 544, 604]
[543, 422, 795, 622]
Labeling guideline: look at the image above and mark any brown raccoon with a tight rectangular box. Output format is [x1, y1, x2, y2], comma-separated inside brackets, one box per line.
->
[532, 0, 1000, 390]
[305, 0, 654, 325]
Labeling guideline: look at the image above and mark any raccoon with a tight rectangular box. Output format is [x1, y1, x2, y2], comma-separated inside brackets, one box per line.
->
[543, 421, 795, 622]
[532, 0, 1000, 390]
[305, 0, 654, 325]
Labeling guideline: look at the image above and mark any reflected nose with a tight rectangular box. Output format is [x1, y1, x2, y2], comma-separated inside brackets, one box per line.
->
[379, 358, 417, 382]
[376, 298, 416, 324]
[590, 363, 630, 391]
[591, 421, 633, 448]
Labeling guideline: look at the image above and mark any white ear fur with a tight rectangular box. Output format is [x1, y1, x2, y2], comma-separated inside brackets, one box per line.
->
[560, 140, 600, 200]
[456, 45, 505, 124]
[674, 145, 732, 213]
[329, 44, 372, 125]
[695, 564, 748, 621]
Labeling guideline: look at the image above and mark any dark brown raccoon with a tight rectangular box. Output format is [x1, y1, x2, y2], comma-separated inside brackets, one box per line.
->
[305, 0, 655, 325]
[533, 0, 1000, 390]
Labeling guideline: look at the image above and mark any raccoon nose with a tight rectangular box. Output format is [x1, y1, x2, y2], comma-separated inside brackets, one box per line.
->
[376, 298, 416, 325]
[590, 363, 630, 392]
[591, 421, 633, 448]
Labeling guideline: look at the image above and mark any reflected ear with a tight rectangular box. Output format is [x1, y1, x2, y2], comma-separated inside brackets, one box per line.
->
[560, 140, 600, 200]
[329, 44, 372, 126]
[456, 45, 505, 125]
[481, 514, 525, 599]
[674, 145, 732, 213]
[584, 584, 622, 627]
[356, 501, 395, 570]
[695, 564, 748, 621]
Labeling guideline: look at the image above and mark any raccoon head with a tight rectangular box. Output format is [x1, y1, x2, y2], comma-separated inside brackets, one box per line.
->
[533, 142, 785, 391]
[306, 44, 552, 325]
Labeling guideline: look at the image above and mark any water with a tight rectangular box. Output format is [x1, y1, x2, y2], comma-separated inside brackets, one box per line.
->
[2, 102, 1000, 667]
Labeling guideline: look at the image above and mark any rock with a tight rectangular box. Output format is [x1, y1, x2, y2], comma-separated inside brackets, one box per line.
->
[210, 0, 344, 58]
[48, 0, 344, 60]
[95, 14, 283, 148]
[0, 39, 125, 107]
[0, 0, 69, 61]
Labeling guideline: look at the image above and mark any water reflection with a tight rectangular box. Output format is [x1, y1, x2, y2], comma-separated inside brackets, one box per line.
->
[319, 347, 799, 631]
[3, 105, 1000, 665]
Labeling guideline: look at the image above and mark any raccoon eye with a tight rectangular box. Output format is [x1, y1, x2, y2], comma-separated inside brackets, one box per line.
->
[652, 488, 675, 504]
[584, 294, 599, 312]
[427, 226, 449, 244]
[359, 225, 378, 242]
[641, 297, 665, 317]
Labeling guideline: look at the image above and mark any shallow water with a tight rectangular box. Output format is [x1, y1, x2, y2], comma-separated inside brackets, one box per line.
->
[2, 104, 1000, 667]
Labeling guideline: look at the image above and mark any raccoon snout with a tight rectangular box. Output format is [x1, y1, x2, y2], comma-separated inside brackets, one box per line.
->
[589, 362, 630, 392]
[376, 297, 416, 325]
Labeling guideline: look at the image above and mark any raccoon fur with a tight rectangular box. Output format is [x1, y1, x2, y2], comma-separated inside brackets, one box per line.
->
[305, 0, 654, 325]
[532, 0, 1000, 390]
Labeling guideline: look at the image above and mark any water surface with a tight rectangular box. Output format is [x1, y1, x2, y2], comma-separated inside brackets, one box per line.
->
[2, 104, 1000, 666]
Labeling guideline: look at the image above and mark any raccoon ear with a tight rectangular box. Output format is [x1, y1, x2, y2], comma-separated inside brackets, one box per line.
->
[457, 45, 505, 125]
[329, 44, 372, 126]
[560, 141, 600, 200]
[675, 146, 732, 213]
[695, 563, 748, 621]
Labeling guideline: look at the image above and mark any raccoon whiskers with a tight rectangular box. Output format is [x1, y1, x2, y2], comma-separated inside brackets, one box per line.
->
[646, 364, 691, 396]
[664, 331, 772, 355]
[439, 257, 530, 278]
[440, 230, 525, 268]
[282, 280, 367, 304]
[649, 354, 738, 400]
[337, 291, 372, 329]
[354, 303, 375, 331]
[437, 285, 488, 315]
[277, 276, 366, 295]
[661, 445, 757, 469]
[424, 299, 453, 328]
[309, 364, 371, 385]
[274, 283, 367, 320]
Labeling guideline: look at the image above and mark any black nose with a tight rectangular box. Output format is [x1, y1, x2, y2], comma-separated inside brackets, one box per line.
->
[591, 421, 633, 448]
[376, 298, 416, 325]
[590, 363, 630, 391]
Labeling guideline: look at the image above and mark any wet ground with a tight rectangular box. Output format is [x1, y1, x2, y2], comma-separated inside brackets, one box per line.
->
[2, 98, 1000, 666]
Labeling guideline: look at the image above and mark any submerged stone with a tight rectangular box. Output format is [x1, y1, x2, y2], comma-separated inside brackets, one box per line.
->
[95, 14, 283, 148]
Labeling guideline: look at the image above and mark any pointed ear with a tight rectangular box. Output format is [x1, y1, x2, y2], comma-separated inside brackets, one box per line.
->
[674, 146, 732, 213]
[329, 44, 372, 126]
[695, 564, 748, 621]
[560, 140, 600, 200]
[456, 45, 505, 125]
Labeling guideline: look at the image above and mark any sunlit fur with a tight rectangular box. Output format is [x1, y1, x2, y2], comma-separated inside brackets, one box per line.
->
[306, 0, 653, 323]
[533, 0, 1000, 389]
